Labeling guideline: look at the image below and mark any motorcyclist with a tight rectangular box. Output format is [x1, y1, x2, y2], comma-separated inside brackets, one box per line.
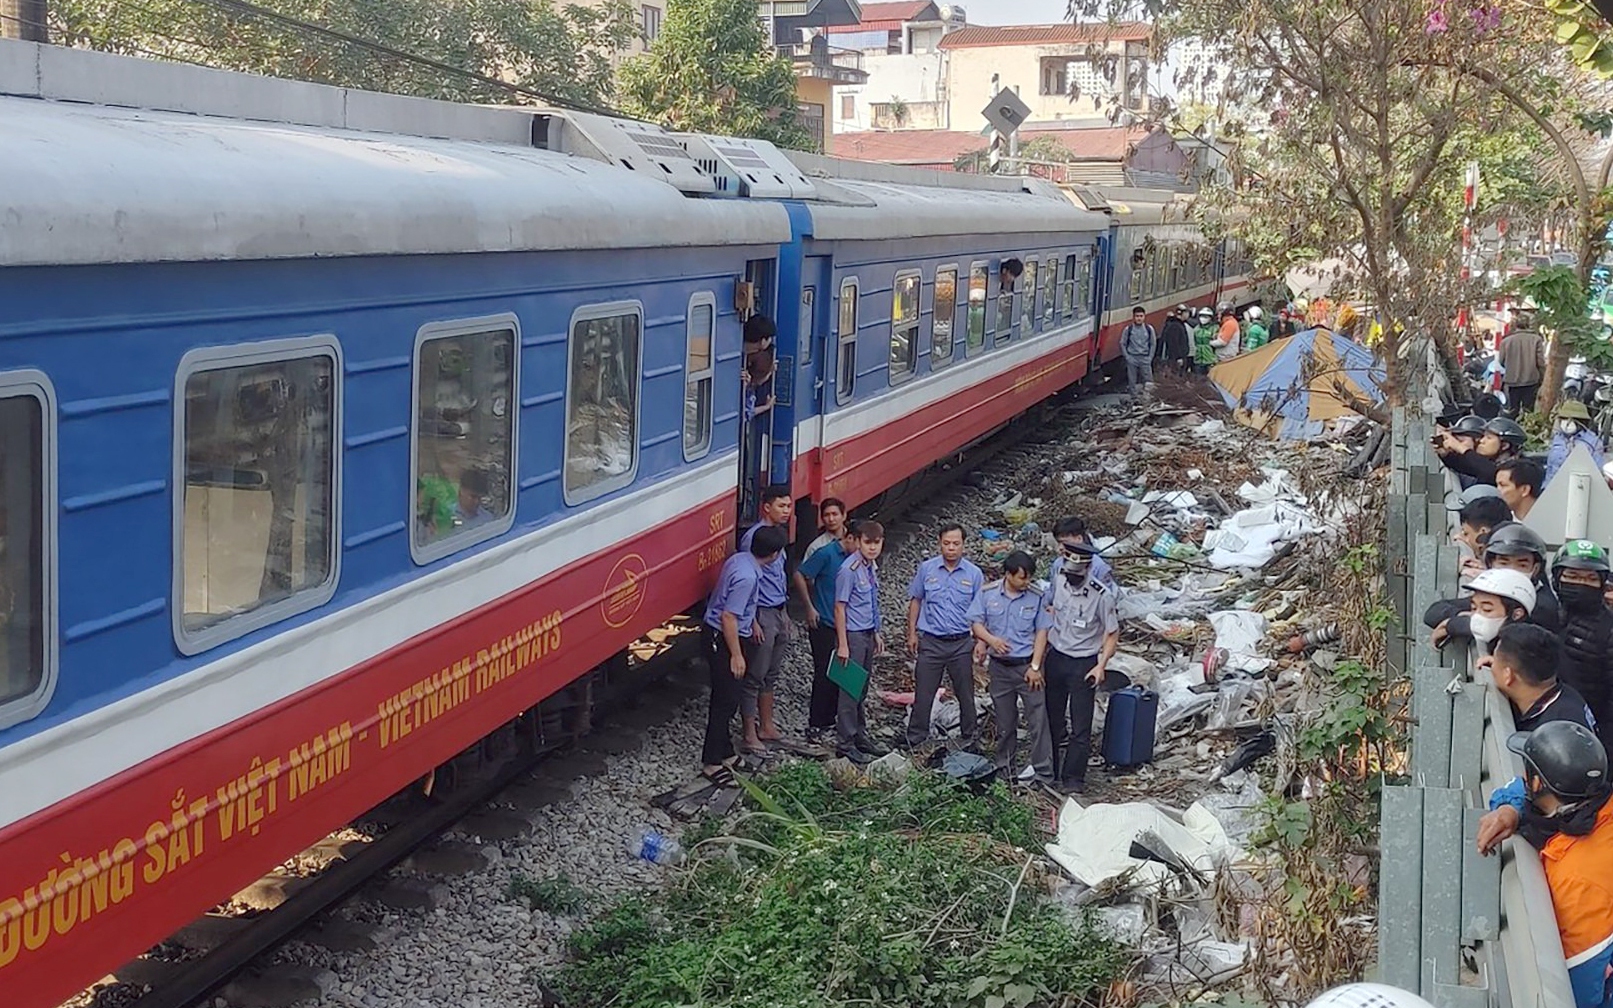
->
[1243, 305, 1269, 351]
[1475, 721, 1613, 1008]
[1438, 415, 1525, 486]
[1304, 985, 1435, 1008]
[1552, 540, 1613, 755]
[1425, 522, 1561, 634]
[1436, 414, 1490, 488]
[1426, 567, 1535, 654]
[1547, 399, 1608, 488]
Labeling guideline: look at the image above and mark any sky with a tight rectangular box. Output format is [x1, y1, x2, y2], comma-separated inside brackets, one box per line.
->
[961, 0, 1076, 25]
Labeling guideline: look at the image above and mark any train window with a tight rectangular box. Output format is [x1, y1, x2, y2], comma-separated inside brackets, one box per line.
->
[175, 340, 339, 654]
[1080, 255, 1094, 320]
[836, 279, 858, 405]
[932, 266, 958, 365]
[967, 263, 989, 354]
[0, 373, 54, 729]
[1042, 258, 1058, 326]
[995, 262, 1016, 344]
[1060, 255, 1076, 321]
[890, 271, 921, 380]
[1020, 260, 1038, 336]
[799, 287, 815, 366]
[1169, 247, 1183, 294]
[411, 317, 518, 565]
[565, 304, 642, 504]
[683, 295, 716, 461]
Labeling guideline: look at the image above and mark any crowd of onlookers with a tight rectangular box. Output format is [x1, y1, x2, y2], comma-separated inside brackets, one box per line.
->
[1430, 395, 1613, 1007]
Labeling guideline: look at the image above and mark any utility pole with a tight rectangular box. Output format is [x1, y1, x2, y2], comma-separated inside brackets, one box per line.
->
[1, 0, 49, 43]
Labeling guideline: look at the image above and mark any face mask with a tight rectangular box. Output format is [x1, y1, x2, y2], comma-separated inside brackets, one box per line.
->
[1559, 582, 1606, 614]
[1559, 419, 1582, 436]
[1062, 560, 1091, 585]
[1469, 613, 1506, 643]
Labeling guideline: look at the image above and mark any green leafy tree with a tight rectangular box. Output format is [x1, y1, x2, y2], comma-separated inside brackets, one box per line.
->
[52, 0, 635, 108]
[616, 0, 814, 151]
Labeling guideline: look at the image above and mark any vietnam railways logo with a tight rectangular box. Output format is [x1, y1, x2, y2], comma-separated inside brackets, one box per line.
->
[602, 553, 649, 628]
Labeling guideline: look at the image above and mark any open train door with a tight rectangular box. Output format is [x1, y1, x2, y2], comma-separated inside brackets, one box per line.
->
[738, 257, 778, 526]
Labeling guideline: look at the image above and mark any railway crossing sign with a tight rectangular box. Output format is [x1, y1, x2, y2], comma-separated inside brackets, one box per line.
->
[981, 88, 1031, 138]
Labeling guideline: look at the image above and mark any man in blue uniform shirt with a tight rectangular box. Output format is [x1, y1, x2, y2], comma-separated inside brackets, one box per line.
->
[700, 526, 787, 784]
[740, 485, 795, 753]
[1044, 517, 1120, 794]
[969, 551, 1054, 784]
[835, 521, 889, 763]
[905, 524, 983, 747]
[795, 518, 857, 743]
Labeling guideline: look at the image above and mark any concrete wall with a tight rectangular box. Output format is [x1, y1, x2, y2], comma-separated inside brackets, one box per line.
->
[573, 0, 665, 61]
[946, 43, 1135, 132]
[795, 76, 834, 152]
[832, 51, 947, 133]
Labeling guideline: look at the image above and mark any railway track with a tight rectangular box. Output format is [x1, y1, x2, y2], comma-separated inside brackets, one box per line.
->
[73, 391, 1095, 1008]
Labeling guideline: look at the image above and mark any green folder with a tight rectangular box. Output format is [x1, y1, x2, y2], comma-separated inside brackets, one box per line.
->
[827, 655, 870, 703]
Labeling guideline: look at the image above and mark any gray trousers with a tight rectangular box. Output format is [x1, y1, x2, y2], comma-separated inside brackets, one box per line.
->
[907, 633, 977, 745]
[744, 605, 790, 716]
[1125, 357, 1154, 390]
[988, 658, 1053, 780]
[837, 629, 876, 750]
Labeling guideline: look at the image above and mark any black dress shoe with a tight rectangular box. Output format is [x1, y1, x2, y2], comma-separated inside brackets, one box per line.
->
[854, 737, 890, 758]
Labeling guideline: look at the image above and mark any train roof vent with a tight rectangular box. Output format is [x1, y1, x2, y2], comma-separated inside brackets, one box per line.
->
[678, 134, 818, 199]
[541, 110, 715, 195]
[1068, 186, 1111, 212]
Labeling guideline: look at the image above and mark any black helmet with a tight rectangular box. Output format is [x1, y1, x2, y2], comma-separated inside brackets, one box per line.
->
[1484, 416, 1527, 450]
[1484, 521, 1547, 563]
[1451, 415, 1488, 436]
[1508, 721, 1608, 800]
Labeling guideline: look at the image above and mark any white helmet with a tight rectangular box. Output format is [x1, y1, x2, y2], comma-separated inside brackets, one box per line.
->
[1468, 567, 1537, 614]
[1246, 306, 1264, 321]
[1304, 984, 1437, 1008]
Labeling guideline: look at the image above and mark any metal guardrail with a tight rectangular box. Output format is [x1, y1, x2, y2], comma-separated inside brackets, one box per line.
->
[1381, 407, 1575, 1007]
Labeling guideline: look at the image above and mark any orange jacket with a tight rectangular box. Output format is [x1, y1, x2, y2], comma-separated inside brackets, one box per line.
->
[1541, 799, 1613, 1006]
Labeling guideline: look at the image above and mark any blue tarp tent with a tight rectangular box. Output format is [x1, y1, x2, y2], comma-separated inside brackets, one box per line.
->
[1209, 328, 1386, 439]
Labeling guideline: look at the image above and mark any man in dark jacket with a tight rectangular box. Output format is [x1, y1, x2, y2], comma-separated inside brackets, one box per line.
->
[1159, 305, 1192, 371]
[1551, 540, 1613, 756]
[1439, 416, 1526, 486]
[1480, 622, 1597, 734]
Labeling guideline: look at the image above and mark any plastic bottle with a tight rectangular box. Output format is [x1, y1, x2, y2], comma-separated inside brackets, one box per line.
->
[630, 827, 686, 866]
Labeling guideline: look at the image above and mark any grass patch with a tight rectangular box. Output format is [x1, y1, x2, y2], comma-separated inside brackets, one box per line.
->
[554, 761, 1125, 1008]
[508, 871, 588, 915]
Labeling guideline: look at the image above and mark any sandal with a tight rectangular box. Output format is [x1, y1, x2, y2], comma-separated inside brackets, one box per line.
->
[702, 764, 739, 788]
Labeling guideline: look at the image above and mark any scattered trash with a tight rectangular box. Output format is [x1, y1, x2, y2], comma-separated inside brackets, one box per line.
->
[1095, 903, 1151, 946]
[1286, 624, 1341, 653]
[866, 752, 912, 784]
[1145, 939, 1251, 986]
[1043, 799, 1237, 891]
[630, 827, 686, 866]
[940, 750, 995, 785]
[1214, 730, 1278, 781]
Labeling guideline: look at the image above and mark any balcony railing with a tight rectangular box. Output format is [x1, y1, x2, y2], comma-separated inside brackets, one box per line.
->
[780, 40, 868, 82]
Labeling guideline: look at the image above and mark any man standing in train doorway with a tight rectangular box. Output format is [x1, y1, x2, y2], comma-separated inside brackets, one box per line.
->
[741, 485, 795, 753]
[1120, 305, 1156, 398]
[906, 524, 983, 748]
